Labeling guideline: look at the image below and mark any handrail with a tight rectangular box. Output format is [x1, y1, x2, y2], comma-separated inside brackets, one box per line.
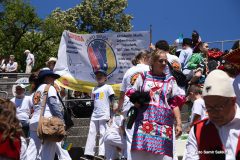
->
[0, 73, 31, 75]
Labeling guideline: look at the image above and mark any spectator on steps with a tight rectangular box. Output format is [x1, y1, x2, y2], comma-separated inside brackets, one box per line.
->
[6, 55, 18, 73]
[24, 50, 35, 74]
[11, 84, 32, 137]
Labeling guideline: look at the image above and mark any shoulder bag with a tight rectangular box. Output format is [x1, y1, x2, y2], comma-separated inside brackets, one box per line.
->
[37, 84, 66, 142]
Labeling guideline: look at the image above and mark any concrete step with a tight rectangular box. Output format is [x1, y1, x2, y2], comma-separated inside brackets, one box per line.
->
[65, 136, 88, 147]
[66, 135, 99, 148]
[72, 118, 91, 127]
[68, 126, 89, 137]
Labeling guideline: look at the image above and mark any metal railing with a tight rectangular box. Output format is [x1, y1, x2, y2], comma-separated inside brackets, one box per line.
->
[206, 39, 240, 51]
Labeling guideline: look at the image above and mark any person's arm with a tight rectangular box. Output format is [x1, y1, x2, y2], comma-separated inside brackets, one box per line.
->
[115, 91, 125, 113]
[47, 96, 63, 120]
[173, 107, 182, 138]
[185, 127, 200, 160]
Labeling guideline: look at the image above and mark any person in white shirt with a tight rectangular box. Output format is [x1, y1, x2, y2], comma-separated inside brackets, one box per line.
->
[104, 114, 125, 160]
[187, 85, 207, 129]
[116, 50, 150, 160]
[185, 70, 240, 160]
[179, 38, 193, 78]
[27, 69, 63, 160]
[81, 69, 115, 160]
[24, 50, 35, 73]
[6, 55, 18, 73]
[11, 84, 32, 137]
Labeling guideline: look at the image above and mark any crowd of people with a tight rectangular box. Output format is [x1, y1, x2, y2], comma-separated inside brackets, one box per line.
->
[0, 30, 240, 160]
[0, 50, 35, 74]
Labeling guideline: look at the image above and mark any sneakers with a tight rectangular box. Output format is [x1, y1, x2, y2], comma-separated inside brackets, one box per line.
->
[80, 155, 94, 160]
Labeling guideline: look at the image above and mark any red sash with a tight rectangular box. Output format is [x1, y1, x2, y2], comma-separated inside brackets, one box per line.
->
[0, 132, 21, 160]
[194, 119, 240, 160]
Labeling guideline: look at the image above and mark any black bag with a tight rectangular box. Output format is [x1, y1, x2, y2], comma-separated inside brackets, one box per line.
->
[57, 94, 74, 130]
[126, 106, 138, 129]
[167, 62, 187, 87]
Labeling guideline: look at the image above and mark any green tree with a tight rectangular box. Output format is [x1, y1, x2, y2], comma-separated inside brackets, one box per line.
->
[0, 0, 133, 71]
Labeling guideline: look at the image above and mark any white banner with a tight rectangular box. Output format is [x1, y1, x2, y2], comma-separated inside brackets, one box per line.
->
[54, 30, 150, 94]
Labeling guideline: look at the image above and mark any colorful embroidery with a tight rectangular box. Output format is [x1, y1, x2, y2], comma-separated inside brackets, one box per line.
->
[33, 91, 41, 105]
[142, 121, 154, 134]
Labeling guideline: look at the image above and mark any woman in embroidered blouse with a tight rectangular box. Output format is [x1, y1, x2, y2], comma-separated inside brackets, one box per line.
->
[126, 50, 182, 160]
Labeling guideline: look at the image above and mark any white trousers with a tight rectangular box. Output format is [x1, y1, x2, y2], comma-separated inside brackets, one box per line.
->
[104, 131, 124, 160]
[25, 64, 32, 73]
[56, 141, 72, 160]
[131, 150, 173, 160]
[27, 131, 57, 160]
[84, 119, 107, 156]
[125, 123, 135, 160]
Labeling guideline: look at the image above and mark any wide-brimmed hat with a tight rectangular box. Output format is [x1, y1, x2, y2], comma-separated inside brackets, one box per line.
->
[38, 69, 60, 80]
[94, 69, 107, 76]
[202, 69, 236, 97]
[24, 50, 30, 53]
[46, 57, 57, 65]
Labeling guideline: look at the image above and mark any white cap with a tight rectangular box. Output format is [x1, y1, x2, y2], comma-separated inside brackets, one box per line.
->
[24, 50, 30, 53]
[203, 70, 236, 97]
[46, 57, 57, 64]
[16, 83, 28, 89]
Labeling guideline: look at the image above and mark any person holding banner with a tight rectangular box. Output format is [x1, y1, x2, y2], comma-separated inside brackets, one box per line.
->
[125, 50, 182, 160]
[116, 50, 150, 160]
[81, 69, 115, 160]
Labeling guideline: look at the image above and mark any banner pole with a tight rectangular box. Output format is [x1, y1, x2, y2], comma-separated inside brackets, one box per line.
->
[150, 24, 153, 51]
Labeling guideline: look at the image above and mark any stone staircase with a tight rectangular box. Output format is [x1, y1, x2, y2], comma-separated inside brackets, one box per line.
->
[0, 74, 190, 160]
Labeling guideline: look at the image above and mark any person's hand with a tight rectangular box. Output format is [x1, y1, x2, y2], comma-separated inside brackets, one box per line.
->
[149, 43, 156, 50]
[175, 124, 182, 138]
[186, 126, 191, 134]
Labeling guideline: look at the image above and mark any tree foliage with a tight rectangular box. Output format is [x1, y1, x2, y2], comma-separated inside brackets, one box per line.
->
[0, 0, 132, 71]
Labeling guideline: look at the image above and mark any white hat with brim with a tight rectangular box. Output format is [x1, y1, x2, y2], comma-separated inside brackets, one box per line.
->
[202, 69, 236, 97]
[15, 84, 28, 89]
[46, 57, 57, 65]
[24, 50, 30, 53]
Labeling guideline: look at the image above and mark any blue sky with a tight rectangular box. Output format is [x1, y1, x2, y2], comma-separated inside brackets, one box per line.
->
[30, 0, 240, 50]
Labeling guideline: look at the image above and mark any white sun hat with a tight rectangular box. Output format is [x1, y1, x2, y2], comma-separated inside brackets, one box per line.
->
[203, 69, 236, 97]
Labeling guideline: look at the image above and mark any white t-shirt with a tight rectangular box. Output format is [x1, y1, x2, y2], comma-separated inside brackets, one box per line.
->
[233, 74, 240, 106]
[6, 62, 18, 72]
[190, 98, 208, 123]
[29, 84, 59, 131]
[120, 64, 150, 113]
[107, 114, 124, 133]
[26, 53, 35, 66]
[91, 84, 115, 120]
[11, 96, 32, 122]
[179, 47, 193, 70]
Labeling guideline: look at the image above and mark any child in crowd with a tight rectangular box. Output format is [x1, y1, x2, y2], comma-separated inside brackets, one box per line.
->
[187, 85, 208, 130]
[104, 113, 125, 160]
[81, 69, 115, 160]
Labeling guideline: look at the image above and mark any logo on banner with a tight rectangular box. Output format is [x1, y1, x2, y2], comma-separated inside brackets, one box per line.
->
[87, 39, 117, 76]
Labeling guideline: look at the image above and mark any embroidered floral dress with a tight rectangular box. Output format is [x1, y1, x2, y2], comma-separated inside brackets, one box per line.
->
[126, 71, 181, 157]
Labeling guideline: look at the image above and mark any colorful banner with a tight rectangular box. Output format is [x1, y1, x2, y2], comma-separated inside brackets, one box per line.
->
[54, 30, 150, 96]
